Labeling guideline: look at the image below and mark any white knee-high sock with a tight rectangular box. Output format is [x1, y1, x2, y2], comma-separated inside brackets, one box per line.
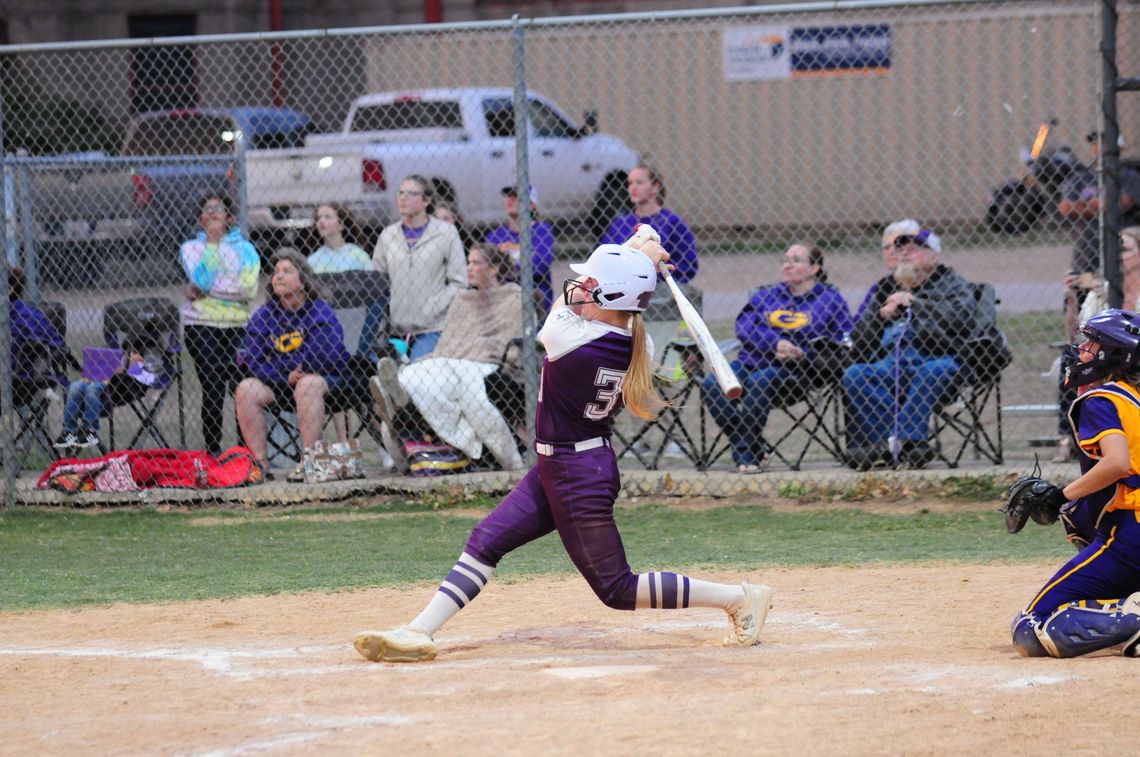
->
[634, 572, 745, 611]
[409, 552, 495, 636]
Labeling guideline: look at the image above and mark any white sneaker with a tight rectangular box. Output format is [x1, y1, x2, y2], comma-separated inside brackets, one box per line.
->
[53, 431, 80, 449]
[724, 582, 774, 647]
[379, 421, 408, 474]
[354, 626, 436, 662]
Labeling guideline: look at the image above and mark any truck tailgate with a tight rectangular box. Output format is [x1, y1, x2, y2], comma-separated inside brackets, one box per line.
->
[247, 147, 362, 207]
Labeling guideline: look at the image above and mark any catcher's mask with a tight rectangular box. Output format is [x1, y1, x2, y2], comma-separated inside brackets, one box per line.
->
[1064, 308, 1140, 389]
[566, 244, 656, 312]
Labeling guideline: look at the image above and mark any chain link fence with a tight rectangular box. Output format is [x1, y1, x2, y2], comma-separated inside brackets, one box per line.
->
[2, 0, 1135, 501]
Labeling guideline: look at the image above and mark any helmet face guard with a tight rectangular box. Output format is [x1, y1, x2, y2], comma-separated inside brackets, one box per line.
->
[1064, 308, 1140, 388]
[562, 278, 597, 307]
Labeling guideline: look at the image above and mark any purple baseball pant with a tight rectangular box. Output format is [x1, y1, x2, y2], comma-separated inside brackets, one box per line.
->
[465, 446, 638, 610]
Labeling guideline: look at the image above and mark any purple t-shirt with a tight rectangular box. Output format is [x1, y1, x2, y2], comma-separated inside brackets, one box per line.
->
[536, 308, 643, 443]
[403, 223, 428, 246]
[484, 221, 556, 311]
[600, 208, 699, 284]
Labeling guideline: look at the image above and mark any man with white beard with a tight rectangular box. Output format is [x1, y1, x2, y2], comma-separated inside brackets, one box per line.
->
[842, 228, 975, 470]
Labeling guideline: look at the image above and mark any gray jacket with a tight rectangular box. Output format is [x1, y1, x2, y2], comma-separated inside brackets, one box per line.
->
[372, 217, 467, 335]
[850, 264, 975, 362]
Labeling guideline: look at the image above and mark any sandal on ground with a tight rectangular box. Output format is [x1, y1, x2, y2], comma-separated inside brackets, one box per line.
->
[287, 464, 305, 483]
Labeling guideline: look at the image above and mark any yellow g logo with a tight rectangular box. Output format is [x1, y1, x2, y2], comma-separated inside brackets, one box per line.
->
[768, 310, 810, 330]
[275, 331, 303, 353]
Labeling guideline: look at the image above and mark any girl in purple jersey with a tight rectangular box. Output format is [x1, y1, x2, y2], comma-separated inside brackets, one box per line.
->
[355, 239, 774, 663]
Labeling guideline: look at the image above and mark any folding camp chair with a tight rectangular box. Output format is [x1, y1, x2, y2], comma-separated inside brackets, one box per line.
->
[613, 338, 733, 471]
[758, 338, 850, 470]
[264, 354, 378, 463]
[102, 297, 185, 450]
[930, 289, 1012, 468]
[12, 300, 74, 472]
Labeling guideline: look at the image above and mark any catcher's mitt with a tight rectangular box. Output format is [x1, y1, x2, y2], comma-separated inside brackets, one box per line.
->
[1003, 474, 1068, 534]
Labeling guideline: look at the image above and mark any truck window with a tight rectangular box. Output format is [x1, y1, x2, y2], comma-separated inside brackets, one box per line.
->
[483, 98, 515, 138]
[250, 124, 314, 150]
[526, 100, 575, 139]
[351, 101, 462, 132]
[125, 113, 236, 156]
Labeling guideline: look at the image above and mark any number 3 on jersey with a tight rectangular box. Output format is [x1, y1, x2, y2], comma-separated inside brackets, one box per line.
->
[584, 367, 626, 420]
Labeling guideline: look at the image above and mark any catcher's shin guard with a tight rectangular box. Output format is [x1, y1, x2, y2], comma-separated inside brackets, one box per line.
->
[1011, 613, 1050, 657]
[1034, 593, 1140, 658]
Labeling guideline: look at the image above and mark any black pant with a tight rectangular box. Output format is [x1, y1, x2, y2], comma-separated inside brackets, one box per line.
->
[184, 324, 244, 455]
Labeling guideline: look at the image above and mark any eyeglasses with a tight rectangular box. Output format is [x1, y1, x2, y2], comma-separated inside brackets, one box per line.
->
[892, 235, 928, 250]
[397, 190, 424, 198]
[202, 205, 227, 216]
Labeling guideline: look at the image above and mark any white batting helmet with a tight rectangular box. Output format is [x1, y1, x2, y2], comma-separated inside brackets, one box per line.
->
[569, 244, 656, 311]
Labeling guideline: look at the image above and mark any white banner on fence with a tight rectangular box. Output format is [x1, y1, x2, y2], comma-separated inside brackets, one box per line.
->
[723, 24, 892, 81]
[723, 26, 791, 81]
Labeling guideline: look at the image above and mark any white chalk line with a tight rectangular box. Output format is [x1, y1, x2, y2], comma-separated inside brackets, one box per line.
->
[544, 664, 658, 679]
[188, 715, 411, 757]
[836, 663, 1085, 697]
[0, 644, 355, 681]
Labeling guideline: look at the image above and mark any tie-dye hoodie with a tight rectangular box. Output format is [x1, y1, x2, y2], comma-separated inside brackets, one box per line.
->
[179, 227, 261, 327]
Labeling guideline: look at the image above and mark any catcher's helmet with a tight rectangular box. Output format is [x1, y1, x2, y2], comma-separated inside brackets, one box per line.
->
[567, 244, 656, 312]
[1064, 308, 1140, 388]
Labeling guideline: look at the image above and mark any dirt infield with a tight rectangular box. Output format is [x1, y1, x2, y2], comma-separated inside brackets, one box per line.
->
[2, 560, 1133, 755]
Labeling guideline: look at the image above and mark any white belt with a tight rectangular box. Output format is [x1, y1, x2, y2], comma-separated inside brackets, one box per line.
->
[534, 437, 609, 456]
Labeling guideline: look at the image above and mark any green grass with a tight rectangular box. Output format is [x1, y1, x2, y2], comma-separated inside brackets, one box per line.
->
[0, 501, 1071, 611]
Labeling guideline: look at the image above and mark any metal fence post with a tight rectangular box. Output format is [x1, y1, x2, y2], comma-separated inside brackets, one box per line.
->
[512, 13, 538, 461]
[234, 132, 250, 238]
[14, 154, 38, 302]
[1101, 0, 1123, 309]
[0, 74, 12, 508]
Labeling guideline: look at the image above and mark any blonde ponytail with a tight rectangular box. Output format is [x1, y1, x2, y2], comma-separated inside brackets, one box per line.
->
[623, 314, 667, 421]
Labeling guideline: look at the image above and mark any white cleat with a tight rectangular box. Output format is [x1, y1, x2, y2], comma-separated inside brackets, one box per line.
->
[354, 627, 437, 663]
[724, 582, 774, 647]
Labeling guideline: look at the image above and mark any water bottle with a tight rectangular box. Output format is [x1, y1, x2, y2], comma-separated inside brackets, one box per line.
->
[193, 458, 208, 489]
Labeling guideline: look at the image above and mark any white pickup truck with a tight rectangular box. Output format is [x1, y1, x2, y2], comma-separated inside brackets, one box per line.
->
[246, 88, 641, 241]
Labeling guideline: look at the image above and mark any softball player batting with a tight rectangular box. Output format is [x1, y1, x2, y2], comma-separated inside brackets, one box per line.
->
[355, 239, 774, 663]
[1008, 309, 1140, 657]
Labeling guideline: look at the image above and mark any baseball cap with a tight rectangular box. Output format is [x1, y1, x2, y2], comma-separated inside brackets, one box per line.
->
[881, 218, 921, 249]
[502, 185, 539, 208]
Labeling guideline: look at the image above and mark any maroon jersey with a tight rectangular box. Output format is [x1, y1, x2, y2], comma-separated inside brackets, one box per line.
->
[536, 308, 650, 443]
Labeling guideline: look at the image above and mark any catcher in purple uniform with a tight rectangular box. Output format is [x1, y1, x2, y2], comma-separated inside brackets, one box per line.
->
[1005, 309, 1140, 658]
[354, 238, 774, 662]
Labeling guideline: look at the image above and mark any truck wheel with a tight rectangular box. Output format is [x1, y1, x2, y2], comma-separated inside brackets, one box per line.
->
[587, 173, 630, 238]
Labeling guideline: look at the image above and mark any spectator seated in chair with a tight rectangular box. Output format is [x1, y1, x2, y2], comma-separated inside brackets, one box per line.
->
[54, 342, 161, 453]
[370, 243, 526, 473]
[701, 243, 852, 473]
[235, 249, 352, 480]
[8, 266, 66, 408]
[9, 267, 68, 470]
[843, 228, 975, 470]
